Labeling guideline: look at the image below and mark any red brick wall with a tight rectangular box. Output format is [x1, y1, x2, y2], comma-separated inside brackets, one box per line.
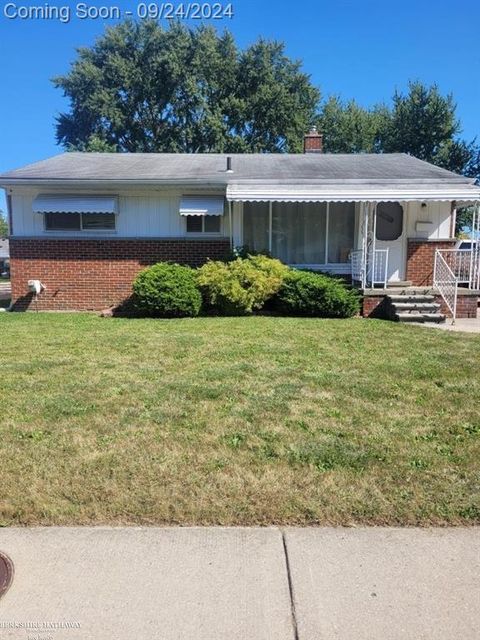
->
[406, 239, 456, 286]
[436, 294, 478, 319]
[362, 295, 388, 318]
[10, 238, 230, 311]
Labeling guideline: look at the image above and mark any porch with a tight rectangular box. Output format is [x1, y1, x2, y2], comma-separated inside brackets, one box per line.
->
[226, 195, 480, 322]
[355, 202, 480, 321]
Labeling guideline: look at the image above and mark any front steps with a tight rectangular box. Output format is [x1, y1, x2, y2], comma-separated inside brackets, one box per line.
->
[386, 289, 446, 323]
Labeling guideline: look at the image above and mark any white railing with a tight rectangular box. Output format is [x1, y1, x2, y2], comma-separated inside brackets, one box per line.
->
[350, 250, 365, 287]
[372, 249, 389, 288]
[351, 249, 389, 288]
[437, 249, 475, 286]
[433, 250, 457, 323]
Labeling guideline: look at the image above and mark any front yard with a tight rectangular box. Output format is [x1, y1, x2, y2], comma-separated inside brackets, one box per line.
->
[1, 313, 479, 526]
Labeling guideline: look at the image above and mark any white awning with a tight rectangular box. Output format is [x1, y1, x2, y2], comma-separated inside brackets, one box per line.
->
[179, 195, 224, 216]
[226, 183, 480, 203]
[33, 195, 118, 214]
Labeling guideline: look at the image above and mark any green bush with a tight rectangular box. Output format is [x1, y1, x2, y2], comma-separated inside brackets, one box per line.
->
[197, 254, 289, 315]
[132, 262, 202, 317]
[271, 270, 360, 318]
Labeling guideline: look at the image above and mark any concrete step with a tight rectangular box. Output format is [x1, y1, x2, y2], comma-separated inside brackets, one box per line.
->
[388, 295, 436, 304]
[394, 312, 446, 323]
[386, 280, 413, 288]
[391, 302, 441, 313]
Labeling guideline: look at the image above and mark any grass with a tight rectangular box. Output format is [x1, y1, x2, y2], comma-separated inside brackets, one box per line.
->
[1, 312, 480, 526]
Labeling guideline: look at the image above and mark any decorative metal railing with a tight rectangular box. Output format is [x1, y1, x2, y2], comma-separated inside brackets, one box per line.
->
[350, 250, 365, 287]
[371, 249, 389, 288]
[433, 250, 458, 323]
[350, 249, 389, 288]
[437, 249, 476, 287]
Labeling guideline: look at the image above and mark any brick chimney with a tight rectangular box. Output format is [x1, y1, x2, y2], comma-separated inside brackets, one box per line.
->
[304, 126, 323, 153]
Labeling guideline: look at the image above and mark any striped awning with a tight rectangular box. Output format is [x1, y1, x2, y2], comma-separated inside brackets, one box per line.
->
[33, 195, 118, 214]
[179, 196, 224, 216]
[226, 183, 480, 203]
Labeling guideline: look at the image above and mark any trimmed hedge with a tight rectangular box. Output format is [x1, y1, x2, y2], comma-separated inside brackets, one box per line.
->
[271, 269, 360, 318]
[197, 255, 289, 315]
[132, 262, 202, 317]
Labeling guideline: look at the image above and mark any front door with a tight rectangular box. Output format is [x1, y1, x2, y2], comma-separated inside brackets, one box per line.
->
[375, 202, 405, 282]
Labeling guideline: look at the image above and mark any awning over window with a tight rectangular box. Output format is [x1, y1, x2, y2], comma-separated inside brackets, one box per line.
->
[179, 196, 224, 216]
[33, 195, 118, 214]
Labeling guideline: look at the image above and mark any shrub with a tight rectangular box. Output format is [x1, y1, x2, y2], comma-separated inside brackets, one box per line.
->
[197, 254, 289, 315]
[271, 270, 360, 318]
[132, 262, 202, 317]
[224, 245, 272, 261]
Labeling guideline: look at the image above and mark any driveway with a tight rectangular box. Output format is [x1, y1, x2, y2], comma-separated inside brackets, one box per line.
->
[0, 527, 478, 640]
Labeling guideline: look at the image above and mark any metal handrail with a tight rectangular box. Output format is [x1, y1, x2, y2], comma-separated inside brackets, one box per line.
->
[351, 248, 389, 288]
[436, 249, 477, 286]
[433, 249, 458, 324]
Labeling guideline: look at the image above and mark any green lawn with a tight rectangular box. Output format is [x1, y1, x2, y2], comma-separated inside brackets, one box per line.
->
[1, 313, 479, 526]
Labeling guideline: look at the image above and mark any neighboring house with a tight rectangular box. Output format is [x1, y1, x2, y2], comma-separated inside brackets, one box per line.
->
[1, 130, 479, 318]
[0, 239, 9, 277]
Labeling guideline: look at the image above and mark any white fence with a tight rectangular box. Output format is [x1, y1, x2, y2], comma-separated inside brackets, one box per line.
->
[433, 250, 458, 322]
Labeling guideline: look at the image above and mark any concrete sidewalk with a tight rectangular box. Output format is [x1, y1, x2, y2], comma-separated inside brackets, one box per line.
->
[0, 527, 478, 640]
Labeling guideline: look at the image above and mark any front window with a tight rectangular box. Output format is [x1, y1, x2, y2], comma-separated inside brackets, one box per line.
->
[45, 212, 116, 231]
[243, 201, 355, 264]
[272, 202, 327, 264]
[186, 215, 221, 234]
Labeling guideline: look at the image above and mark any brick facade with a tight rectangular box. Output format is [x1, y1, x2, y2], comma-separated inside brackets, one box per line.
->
[437, 292, 479, 319]
[406, 239, 457, 286]
[9, 238, 230, 311]
[362, 295, 388, 318]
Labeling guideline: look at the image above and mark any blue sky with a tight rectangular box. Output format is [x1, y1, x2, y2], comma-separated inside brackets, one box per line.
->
[0, 0, 479, 212]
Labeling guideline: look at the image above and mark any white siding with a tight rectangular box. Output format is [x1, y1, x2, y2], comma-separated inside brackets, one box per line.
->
[9, 187, 454, 242]
[9, 188, 228, 238]
[406, 201, 453, 240]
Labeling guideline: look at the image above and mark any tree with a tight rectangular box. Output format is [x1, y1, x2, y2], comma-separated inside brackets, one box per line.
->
[317, 96, 389, 153]
[0, 211, 8, 237]
[381, 82, 460, 161]
[317, 81, 479, 234]
[54, 20, 319, 153]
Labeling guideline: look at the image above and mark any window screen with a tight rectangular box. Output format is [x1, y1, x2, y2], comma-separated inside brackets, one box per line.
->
[45, 212, 116, 231]
[376, 203, 403, 241]
[328, 202, 355, 263]
[81, 213, 116, 230]
[186, 215, 220, 233]
[204, 215, 221, 233]
[45, 212, 81, 230]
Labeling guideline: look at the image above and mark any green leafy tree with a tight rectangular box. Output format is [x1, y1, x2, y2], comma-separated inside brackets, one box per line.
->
[54, 20, 319, 153]
[0, 211, 8, 237]
[381, 82, 460, 161]
[317, 96, 389, 153]
[317, 82, 479, 234]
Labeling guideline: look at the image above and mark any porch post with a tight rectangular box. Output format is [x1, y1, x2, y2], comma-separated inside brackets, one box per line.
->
[268, 202, 273, 254]
[371, 202, 377, 287]
[472, 201, 480, 289]
[228, 200, 233, 250]
[361, 202, 369, 289]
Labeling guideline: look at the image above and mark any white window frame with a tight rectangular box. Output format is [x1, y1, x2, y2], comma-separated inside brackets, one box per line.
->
[240, 201, 356, 273]
[43, 212, 117, 234]
[184, 214, 223, 236]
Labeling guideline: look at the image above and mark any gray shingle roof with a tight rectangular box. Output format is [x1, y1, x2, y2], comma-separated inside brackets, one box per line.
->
[0, 152, 475, 185]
